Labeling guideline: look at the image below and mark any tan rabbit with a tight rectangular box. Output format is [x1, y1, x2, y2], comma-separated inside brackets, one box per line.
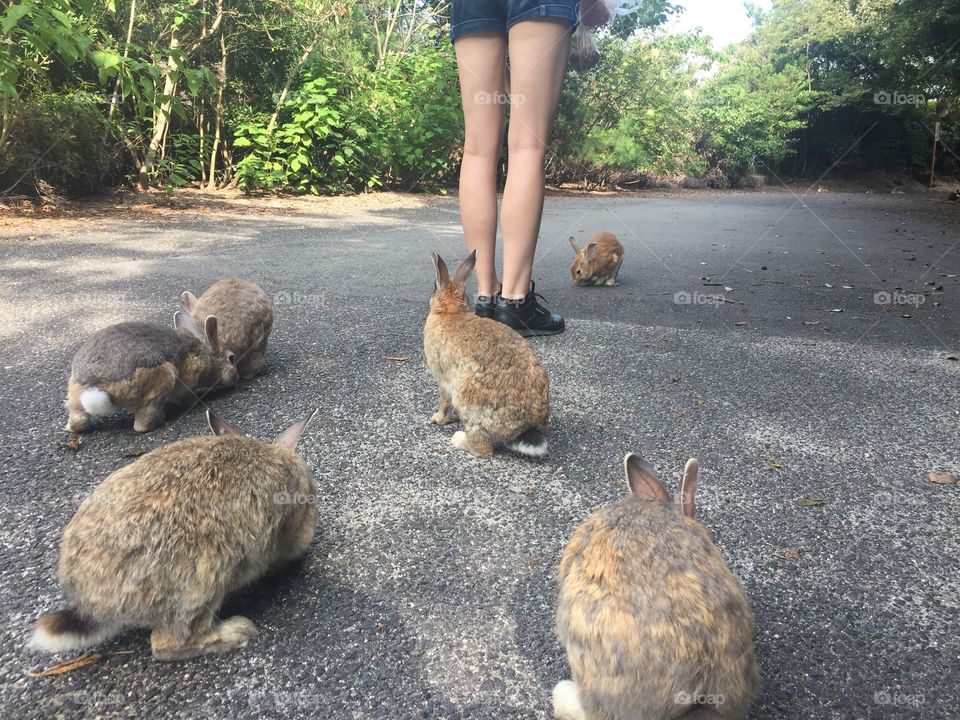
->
[31, 408, 317, 661]
[569, 232, 624, 286]
[423, 251, 549, 459]
[181, 278, 273, 379]
[554, 454, 759, 720]
[64, 314, 238, 433]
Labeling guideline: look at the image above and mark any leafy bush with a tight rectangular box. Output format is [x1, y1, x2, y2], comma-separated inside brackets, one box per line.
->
[0, 92, 123, 196]
[233, 45, 462, 194]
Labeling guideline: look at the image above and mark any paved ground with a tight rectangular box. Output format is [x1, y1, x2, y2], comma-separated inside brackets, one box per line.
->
[0, 189, 958, 719]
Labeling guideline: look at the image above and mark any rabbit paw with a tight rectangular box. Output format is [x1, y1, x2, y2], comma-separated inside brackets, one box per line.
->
[451, 431, 493, 458]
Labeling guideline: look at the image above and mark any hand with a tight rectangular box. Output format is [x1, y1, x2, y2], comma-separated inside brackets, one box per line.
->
[580, 0, 612, 28]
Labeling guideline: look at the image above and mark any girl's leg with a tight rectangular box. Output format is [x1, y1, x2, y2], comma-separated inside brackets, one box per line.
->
[454, 33, 508, 298]
[500, 19, 571, 300]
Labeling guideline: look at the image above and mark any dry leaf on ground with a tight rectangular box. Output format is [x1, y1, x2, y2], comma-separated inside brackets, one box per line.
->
[794, 496, 825, 507]
[928, 472, 957, 486]
[27, 653, 103, 678]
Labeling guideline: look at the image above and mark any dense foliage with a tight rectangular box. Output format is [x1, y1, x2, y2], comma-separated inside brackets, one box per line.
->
[0, 0, 956, 196]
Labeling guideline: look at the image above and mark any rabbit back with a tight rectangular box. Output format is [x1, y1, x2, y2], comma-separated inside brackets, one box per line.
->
[557, 497, 757, 719]
[71, 322, 200, 385]
[58, 435, 314, 628]
[424, 313, 549, 434]
[189, 278, 273, 357]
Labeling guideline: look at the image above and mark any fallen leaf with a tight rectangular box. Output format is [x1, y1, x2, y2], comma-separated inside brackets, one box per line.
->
[827, 308, 844, 313]
[524, 555, 541, 567]
[58, 435, 81, 452]
[824, 283, 834, 288]
[928, 472, 957, 486]
[385, 356, 409, 362]
[794, 496, 825, 507]
[671, 376, 682, 384]
[735, 321, 748, 327]
[765, 460, 783, 470]
[694, 399, 705, 407]
[27, 653, 103, 678]
[673, 408, 685, 417]
[783, 548, 802, 561]
[842, 285, 855, 289]
[802, 320, 821, 326]
[121, 450, 146, 458]
[519, 486, 536, 496]
[724, 286, 734, 293]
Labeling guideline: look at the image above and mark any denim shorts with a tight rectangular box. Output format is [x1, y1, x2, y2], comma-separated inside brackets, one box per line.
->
[450, 0, 579, 42]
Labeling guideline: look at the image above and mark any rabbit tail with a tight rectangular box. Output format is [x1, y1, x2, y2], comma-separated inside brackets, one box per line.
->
[30, 608, 118, 653]
[507, 429, 548, 458]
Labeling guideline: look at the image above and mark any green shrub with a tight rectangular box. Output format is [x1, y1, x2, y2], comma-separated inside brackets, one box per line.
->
[0, 92, 123, 196]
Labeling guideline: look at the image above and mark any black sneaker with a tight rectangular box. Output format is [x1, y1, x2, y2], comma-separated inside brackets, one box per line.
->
[493, 282, 565, 336]
[475, 292, 499, 319]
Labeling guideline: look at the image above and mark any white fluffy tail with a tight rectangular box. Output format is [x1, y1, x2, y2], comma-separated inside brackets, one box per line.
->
[80, 387, 115, 416]
[507, 429, 548, 458]
[29, 609, 118, 653]
[552, 680, 586, 720]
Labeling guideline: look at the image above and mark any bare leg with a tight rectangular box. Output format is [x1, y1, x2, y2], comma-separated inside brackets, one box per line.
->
[431, 386, 460, 425]
[454, 33, 507, 298]
[151, 613, 258, 661]
[451, 429, 494, 458]
[500, 20, 572, 299]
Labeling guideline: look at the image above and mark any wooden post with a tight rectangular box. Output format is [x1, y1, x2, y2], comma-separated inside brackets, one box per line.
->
[929, 121, 940, 189]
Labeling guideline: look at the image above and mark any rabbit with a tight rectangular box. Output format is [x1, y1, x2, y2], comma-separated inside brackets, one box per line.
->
[423, 251, 549, 459]
[181, 278, 273, 380]
[554, 454, 759, 720]
[31, 408, 318, 661]
[569, 232, 624, 286]
[64, 313, 239, 433]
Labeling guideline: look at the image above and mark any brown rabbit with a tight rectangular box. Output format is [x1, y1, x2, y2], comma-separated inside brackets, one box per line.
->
[569, 232, 624, 286]
[31, 408, 317, 661]
[554, 454, 759, 720]
[181, 278, 273, 379]
[423, 251, 549, 459]
[64, 314, 238, 433]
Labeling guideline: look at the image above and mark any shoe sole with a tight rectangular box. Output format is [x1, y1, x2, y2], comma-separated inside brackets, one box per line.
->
[516, 326, 565, 337]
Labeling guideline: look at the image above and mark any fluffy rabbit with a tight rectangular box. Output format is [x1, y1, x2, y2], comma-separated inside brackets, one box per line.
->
[569, 232, 624, 286]
[554, 454, 759, 720]
[31, 408, 318, 661]
[64, 314, 238, 433]
[423, 251, 549, 459]
[181, 278, 273, 379]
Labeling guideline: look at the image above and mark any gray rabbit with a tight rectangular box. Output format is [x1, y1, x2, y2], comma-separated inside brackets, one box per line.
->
[64, 313, 238, 433]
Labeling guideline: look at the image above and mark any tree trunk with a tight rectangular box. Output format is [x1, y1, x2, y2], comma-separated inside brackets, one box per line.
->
[207, 30, 228, 190]
[109, 0, 138, 118]
[138, 37, 180, 188]
[266, 33, 321, 134]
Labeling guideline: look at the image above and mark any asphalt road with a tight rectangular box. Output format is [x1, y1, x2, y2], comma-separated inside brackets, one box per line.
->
[0, 189, 958, 719]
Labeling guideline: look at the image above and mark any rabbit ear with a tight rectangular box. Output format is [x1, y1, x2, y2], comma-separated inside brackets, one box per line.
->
[585, 242, 599, 259]
[276, 409, 318, 450]
[174, 310, 204, 339]
[203, 315, 220, 349]
[432, 252, 450, 290]
[676, 458, 700, 517]
[568, 236, 583, 257]
[624, 453, 670, 502]
[452, 250, 477, 284]
[206, 409, 240, 436]
[181, 291, 198, 312]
